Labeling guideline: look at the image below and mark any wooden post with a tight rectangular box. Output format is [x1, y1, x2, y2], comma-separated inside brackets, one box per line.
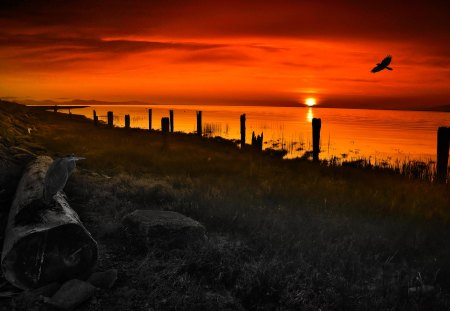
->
[148, 109, 152, 131]
[197, 111, 202, 137]
[312, 118, 321, 161]
[169, 110, 174, 133]
[240, 114, 246, 148]
[107, 111, 113, 127]
[93, 110, 98, 126]
[258, 133, 263, 150]
[161, 117, 170, 133]
[124, 114, 130, 129]
[436, 127, 450, 183]
[251, 132, 263, 151]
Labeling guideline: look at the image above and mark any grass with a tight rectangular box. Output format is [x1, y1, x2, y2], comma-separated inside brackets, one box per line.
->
[1, 100, 450, 310]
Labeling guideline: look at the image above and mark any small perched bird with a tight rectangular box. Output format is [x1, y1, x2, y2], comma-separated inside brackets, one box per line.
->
[371, 55, 393, 73]
[43, 155, 85, 204]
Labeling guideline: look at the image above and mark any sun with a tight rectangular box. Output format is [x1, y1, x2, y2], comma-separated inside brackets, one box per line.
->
[305, 97, 316, 107]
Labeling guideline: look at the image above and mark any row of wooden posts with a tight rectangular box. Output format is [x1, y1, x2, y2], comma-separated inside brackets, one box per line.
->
[92, 109, 449, 183]
[94, 109, 268, 151]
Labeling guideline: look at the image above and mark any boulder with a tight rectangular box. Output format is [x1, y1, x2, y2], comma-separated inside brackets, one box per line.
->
[122, 210, 206, 248]
[87, 269, 118, 289]
[46, 279, 96, 310]
[13, 282, 61, 310]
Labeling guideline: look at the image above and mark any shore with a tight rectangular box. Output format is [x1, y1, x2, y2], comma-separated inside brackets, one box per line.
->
[16, 98, 450, 112]
[0, 100, 449, 310]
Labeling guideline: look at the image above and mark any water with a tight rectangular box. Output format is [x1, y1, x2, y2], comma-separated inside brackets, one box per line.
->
[65, 104, 449, 164]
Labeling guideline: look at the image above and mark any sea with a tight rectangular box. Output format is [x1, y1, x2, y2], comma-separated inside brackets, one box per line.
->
[64, 104, 449, 166]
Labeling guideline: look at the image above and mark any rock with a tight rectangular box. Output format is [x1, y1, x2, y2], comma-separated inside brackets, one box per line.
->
[204, 291, 245, 310]
[408, 285, 435, 296]
[122, 210, 206, 248]
[13, 282, 61, 310]
[87, 269, 117, 289]
[46, 279, 96, 310]
[117, 286, 137, 298]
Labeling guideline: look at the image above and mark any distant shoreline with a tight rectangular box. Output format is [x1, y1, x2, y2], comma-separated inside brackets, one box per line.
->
[4, 99, 450, 112]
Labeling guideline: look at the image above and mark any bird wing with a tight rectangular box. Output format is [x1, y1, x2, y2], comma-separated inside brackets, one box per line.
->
[380, 55, 392, 67]
[371, 64, 383, 73]
[44, 158, 68, 197]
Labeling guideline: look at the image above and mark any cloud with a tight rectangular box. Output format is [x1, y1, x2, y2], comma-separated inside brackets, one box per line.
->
[324, 77, 378, 83]
[0, 32, 230, 71]
[1, 0, 450, 44]
[281, 62, 339, 70]
[174, 49, 255, 64]
[0, 33, 224, 53]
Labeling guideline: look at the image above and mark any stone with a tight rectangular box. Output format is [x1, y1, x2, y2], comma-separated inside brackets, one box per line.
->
[13, 282, 61, 310]
[46, 279, 96, 310]
[204, 291, 245, 310]
[87, 269, 118, 289]
[122, 210, 206, 248]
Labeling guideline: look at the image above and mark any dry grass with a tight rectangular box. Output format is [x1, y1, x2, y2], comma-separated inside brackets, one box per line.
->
[1, 101, 450, 310]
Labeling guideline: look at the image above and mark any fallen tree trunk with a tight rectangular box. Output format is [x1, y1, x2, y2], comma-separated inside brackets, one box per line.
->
[1, 156, 97, 289]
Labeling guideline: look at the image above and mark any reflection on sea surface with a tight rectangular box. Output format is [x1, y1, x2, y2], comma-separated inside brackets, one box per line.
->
[64, 104, 449, 166]
[307, 107, 313, 123]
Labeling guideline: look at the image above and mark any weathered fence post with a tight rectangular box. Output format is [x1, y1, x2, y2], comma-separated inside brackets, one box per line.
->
[148, 109, 152, 131]
[93, 110, 98, 126]
[169, 110, 174, 133]
[107, 111, 113, 127]
[197, 111, 202, 137]
[260, 132, 264, 150]
[240, 114, 246, 148]
[251, 131, 263, 151]
[312, 118, 321, 161]
[124, 114, 130, 129]
[161, 117, 170, 133]
[436, 127, 450, 183]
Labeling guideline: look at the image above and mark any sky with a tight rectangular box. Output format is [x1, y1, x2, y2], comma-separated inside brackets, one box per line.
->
[0, 0, 449, 109]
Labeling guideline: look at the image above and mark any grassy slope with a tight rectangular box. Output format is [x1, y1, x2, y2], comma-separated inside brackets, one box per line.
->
[1, 101, 450, 310]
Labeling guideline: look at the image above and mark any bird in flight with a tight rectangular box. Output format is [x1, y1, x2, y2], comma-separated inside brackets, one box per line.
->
[371, 55, 393, 73]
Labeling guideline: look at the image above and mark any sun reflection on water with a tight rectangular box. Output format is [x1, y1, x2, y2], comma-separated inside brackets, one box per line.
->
[307, 107, 313, 123]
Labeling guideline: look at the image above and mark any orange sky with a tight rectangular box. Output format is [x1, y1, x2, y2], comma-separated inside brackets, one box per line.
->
[0, 0, 449, 109]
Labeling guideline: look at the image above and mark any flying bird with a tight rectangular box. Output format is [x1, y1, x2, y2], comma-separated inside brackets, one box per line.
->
[43, 155, 85, 204]
[371, 55, 393, 73]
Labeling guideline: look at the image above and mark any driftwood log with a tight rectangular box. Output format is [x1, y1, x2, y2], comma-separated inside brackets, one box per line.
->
[1, 156, 97, 289]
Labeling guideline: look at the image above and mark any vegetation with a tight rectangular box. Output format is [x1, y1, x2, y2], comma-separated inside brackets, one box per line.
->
[0, 100, 449, 310]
